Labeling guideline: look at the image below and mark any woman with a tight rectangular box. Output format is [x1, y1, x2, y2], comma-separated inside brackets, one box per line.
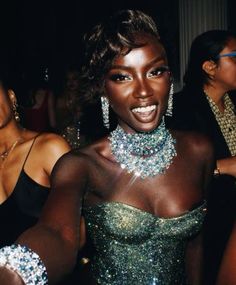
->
[23, 78, 56, 133]
[0, 73, 70, 247]
[0, 10, 213, 285]
[171, 30, 236, 284]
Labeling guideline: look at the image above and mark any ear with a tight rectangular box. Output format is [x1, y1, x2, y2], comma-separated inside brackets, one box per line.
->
[202, 60, 217, 77]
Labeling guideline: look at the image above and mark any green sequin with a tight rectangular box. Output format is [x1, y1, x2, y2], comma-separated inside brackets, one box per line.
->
[84, 201, 207, 285]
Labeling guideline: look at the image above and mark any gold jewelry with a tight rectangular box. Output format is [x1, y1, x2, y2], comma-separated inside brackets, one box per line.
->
[0, 139, 20, 162]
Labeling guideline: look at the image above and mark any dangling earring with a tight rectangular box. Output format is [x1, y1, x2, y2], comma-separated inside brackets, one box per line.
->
[166, 82, 174, 117]
[101, 96, 110, 129]
[13, 101, 20, 122]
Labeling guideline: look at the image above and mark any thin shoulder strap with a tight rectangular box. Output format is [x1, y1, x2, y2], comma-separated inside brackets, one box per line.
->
[22, 134, 41, 169]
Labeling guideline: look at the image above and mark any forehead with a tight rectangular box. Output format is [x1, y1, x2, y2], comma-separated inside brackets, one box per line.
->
[222, 37, 236, 52]
[113, 35, 166, 67]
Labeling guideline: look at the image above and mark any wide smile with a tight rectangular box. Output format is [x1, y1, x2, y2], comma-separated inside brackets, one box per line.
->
[131, 104, 157, 119]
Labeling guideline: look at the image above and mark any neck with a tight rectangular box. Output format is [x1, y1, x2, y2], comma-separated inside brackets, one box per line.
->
[0, 124, 24, 150]
[203, 84, 226, 111]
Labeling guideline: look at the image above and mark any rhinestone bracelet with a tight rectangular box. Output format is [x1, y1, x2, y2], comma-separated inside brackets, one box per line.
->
[0, 244, 48, 285]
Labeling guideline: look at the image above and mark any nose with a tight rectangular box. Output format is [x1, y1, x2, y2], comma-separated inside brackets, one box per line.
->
[134, 77, 153, 99]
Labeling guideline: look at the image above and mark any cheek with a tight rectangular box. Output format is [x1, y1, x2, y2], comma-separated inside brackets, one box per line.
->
[152, 79, 170, 99]
[105, 83, 131, 103]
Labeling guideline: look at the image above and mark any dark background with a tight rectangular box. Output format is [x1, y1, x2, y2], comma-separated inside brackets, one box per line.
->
[0, 0, 179, 96]
[0, 0, 234, 99]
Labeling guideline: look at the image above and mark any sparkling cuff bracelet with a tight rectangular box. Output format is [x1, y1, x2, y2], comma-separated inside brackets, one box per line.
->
[0, 244, 48, 285]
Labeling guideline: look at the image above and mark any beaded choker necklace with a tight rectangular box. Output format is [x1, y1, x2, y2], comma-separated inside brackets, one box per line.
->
[109, 119, 177, 179]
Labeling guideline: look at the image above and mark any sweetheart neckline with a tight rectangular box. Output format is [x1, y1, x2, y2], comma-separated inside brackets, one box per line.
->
[83, 200, 207, 220]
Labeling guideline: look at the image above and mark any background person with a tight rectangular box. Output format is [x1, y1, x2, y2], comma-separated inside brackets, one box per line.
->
[170, 29, 236, 284]
[0, 72, 70, 248]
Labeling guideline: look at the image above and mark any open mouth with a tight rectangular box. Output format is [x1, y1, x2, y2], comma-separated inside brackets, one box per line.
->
[131, 105, 156, 117]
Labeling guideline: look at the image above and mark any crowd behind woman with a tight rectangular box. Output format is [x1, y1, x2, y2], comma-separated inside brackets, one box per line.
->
[0, 9, 235, 285]
[0, 9, 214, 285]
[170, 29, 236, 284]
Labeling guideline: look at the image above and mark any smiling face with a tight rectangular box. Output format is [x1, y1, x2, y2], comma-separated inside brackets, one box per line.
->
[104, 33, 170, 133]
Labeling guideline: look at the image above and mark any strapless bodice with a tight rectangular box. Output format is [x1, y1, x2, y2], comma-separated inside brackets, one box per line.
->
[83, 201, 207, 285]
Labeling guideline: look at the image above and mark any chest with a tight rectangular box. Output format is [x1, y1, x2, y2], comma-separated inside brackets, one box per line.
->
[85, 153, 203, 219]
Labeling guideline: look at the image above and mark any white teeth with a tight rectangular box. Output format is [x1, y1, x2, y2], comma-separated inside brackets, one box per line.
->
[132, 105, 156, 113]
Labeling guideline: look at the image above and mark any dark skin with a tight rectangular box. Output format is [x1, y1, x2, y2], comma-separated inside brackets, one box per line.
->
[0, 34, 214, 285]
[216, 221, 236, 285]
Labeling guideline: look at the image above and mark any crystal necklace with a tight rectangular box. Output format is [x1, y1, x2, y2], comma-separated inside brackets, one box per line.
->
[109, 119, 177, 179]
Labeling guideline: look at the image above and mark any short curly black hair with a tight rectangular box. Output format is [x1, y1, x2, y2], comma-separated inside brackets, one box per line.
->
[79, 9, 160, 104]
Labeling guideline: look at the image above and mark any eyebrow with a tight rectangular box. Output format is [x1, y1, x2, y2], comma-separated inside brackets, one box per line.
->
[110, 55, 166, 70]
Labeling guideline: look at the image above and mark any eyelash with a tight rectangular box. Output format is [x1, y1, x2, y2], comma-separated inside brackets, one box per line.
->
[109, 66, 170, 82]
[147, 66, 170, 78]
[109, 74, 132, 82]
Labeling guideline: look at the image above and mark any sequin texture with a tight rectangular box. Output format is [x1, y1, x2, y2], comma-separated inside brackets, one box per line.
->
[84, 201, 207, 285]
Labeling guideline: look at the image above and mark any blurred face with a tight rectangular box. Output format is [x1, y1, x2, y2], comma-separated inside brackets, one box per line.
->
[105, 33, 170, 133]
[66, 71, 80, 91]
[214, 37, 236, 91]
[0, 86, 13, 128]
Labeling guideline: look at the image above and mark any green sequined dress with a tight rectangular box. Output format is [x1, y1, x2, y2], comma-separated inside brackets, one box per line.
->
[83, 201, 207, 285]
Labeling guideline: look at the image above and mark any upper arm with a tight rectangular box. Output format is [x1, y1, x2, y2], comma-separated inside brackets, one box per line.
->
[16, 152, 89, 281]
[216, 222, 236, 285]
[202, 137, 214, 198]
[38, 133, 71, 176]
[192, 132, 214, 198]
[40, 152, 87, 236]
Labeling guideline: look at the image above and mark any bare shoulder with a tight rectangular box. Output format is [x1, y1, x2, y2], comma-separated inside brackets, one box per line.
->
[172, 129, 214, 159]
[51, 147, 92, 183]
[34, 132, 71, 154]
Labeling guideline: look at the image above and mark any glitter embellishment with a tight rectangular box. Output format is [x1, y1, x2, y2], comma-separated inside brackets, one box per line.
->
[0, 244, 48, 285]
[84, 201, 207, 285]
[109, 120, 177, 178]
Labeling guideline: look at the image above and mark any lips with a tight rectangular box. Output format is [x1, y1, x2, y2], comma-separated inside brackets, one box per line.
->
[132, 104, 156, 115]
[131, 104, 157, 123]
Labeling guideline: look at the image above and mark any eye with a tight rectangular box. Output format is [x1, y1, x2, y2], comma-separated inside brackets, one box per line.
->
[147, 66, 170, 78]
[109, 73, 132, 82]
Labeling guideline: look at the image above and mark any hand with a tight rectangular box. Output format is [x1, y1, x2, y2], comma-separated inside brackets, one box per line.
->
[0, 267, 25, 285]
[217, 156, 236, 177]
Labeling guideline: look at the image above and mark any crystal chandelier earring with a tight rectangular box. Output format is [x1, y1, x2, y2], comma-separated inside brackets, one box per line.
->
[101, 96, 110, 129]
[166, 82, 174, 117]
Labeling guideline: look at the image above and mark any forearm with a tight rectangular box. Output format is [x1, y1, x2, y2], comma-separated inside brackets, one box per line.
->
[19, 223, 79, 283]
[0, 267, 25, 285]
[0, 223, 79, 285]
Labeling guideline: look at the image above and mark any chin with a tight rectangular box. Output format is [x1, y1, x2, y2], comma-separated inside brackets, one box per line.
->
[133, 122, 161, 133]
